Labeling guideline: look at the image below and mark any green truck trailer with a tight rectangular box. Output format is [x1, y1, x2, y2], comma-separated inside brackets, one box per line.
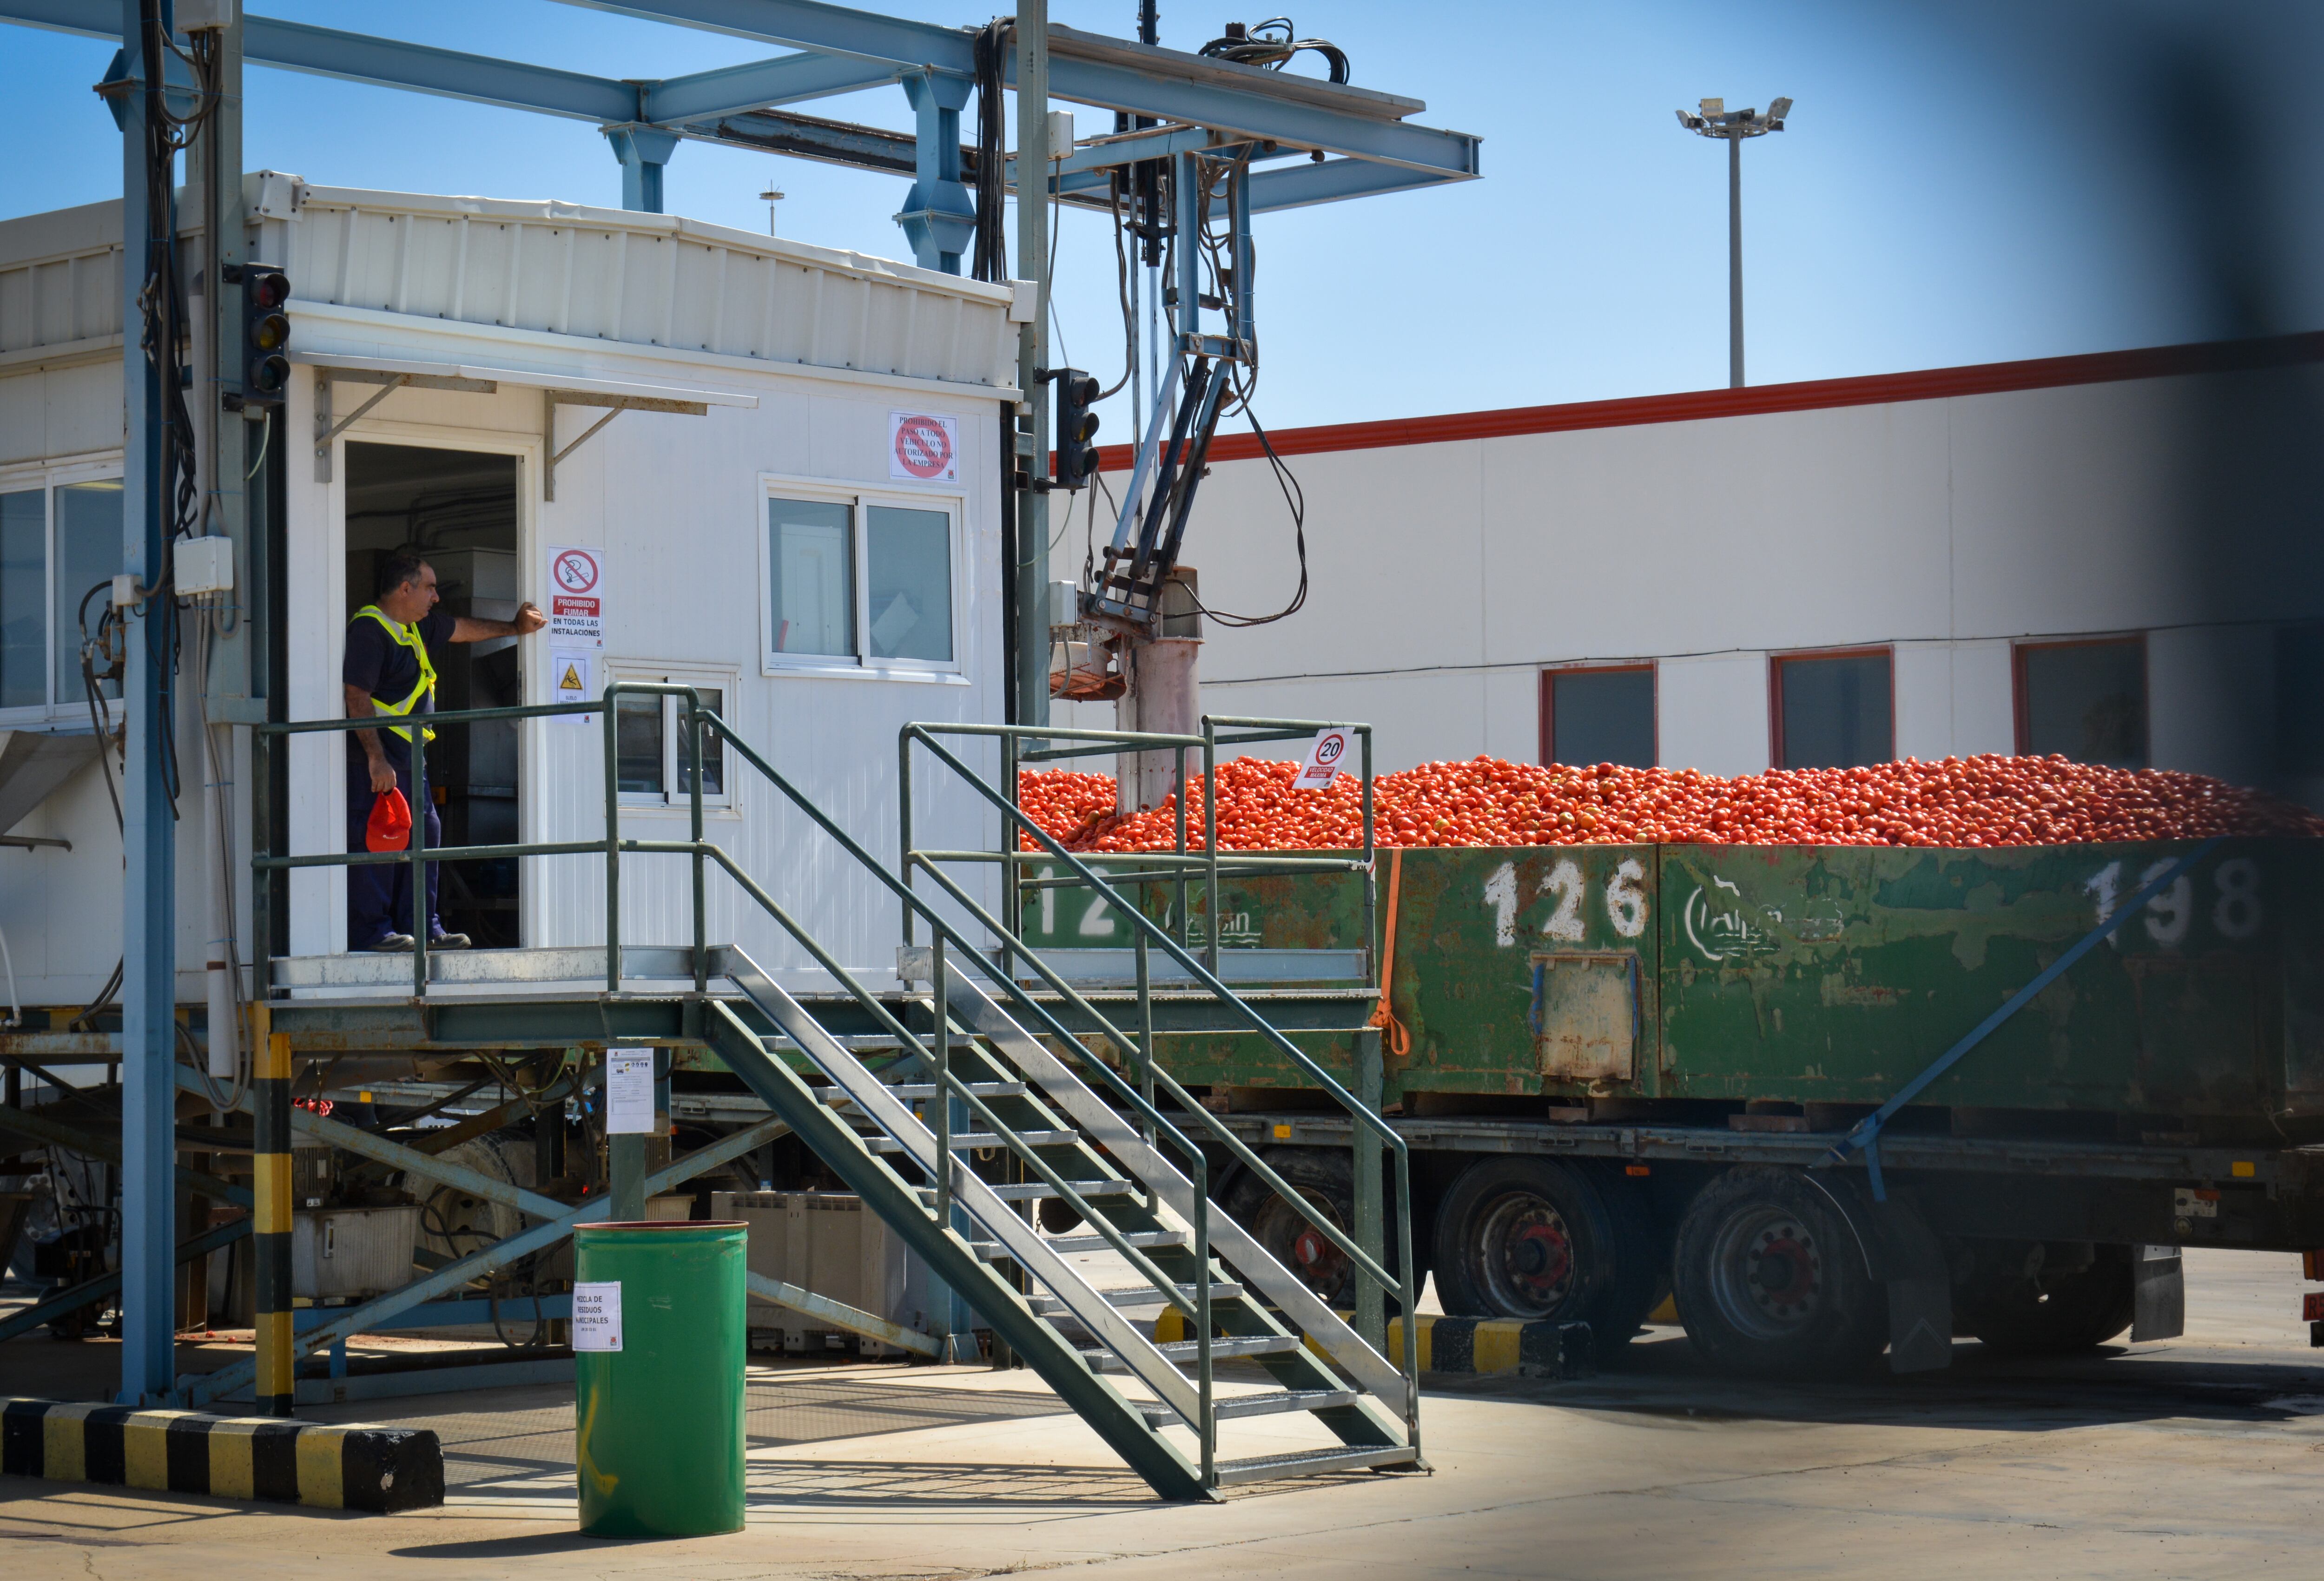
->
[1020, 835, 2324, 1374]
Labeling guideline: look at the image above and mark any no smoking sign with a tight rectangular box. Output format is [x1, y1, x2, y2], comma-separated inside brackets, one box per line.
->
[888, 411, 958, 483]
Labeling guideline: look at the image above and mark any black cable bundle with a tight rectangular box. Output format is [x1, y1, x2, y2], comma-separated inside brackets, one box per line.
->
[971, 20, 1011, 283]
[132, 0, 221, 816]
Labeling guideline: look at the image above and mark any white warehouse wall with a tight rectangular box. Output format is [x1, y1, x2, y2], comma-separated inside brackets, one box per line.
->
[1077, 355, 2324, 784]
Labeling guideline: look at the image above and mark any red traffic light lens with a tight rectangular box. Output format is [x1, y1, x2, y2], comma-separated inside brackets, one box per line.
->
[249, 270, 290, 310]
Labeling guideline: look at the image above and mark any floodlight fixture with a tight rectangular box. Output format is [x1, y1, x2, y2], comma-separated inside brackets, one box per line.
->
[1674, 92, 1795, 389]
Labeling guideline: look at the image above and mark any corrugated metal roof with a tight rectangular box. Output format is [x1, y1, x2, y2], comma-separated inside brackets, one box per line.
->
[0, 177, 1021, 392]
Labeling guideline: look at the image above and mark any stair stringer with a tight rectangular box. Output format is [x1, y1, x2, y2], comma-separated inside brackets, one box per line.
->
[697, 1000, 1212, 1502]
[941, 973, 1416, 1424]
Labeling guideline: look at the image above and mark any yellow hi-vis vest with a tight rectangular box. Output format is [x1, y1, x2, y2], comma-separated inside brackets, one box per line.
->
[353, 605, 437, 743]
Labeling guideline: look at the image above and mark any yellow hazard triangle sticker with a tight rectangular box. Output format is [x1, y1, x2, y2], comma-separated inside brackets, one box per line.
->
[560, 663, 584, 692]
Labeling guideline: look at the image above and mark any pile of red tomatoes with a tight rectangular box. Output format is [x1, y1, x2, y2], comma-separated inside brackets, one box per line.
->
[1017, 754, 2324, 853]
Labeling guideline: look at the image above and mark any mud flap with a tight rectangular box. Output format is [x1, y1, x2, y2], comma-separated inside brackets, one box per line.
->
[2130, 1244, 2185, 1342]
[1802, 1173, 1954, 1374]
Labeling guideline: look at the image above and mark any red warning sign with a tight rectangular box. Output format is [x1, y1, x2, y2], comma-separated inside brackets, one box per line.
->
[551, 548, 600, 594]
[889, 411, 958, 482]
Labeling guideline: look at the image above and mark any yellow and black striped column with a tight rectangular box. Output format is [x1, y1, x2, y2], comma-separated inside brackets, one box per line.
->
[253, 1021, 294, 1417]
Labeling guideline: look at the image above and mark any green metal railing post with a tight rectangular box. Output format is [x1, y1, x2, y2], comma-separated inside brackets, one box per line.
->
[932, 935, 951, 1230]
[601, 693, 621, 994]
[1000, 731, 1017, 980]
[1173, 744, 1188, 949]
[1195, 1172, 1214, 1490]
[899, 727, 917, 949]
[1202, 723, 1219, 975]
[686, 690, 706, 997]
[1136, 929, 1156, 1214]
[1352, 1025, 1385, 1355]
[410, 724, 429, 997]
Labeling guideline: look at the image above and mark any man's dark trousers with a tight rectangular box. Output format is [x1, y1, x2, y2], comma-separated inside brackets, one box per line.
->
[347, 753, 442, 947]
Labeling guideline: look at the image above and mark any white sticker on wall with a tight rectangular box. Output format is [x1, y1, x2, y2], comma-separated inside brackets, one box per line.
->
[572, 1281, 623, 1351]
[889, 411, 958, 482]
[607, 1049, 657, 1135]
[551, 647, 594, 727]
[1294, 727, 1353, 790]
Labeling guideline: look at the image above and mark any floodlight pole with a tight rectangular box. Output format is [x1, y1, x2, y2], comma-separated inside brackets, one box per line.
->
[1678, 97, 1790, 390]
[1727, 132, 1743, 389]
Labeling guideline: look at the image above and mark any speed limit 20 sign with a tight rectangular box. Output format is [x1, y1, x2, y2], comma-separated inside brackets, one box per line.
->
[1295, 727, 1353, 790]
[889, 411, 958, 482]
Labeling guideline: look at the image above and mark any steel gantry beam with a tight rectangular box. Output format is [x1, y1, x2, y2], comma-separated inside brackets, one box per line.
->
[6, 0, 1478, 232]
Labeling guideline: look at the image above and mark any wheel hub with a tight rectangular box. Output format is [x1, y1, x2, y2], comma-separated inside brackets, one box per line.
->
[1475, 1192, 1577, 1317]
[1743, 1223, 1821, 1319]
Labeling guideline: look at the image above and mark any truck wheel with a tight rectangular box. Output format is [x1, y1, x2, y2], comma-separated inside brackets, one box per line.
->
[1955, 1243, 2135, 1353]
[1222, 1149, 1420, 1312]
[1670, 1167, 1887, 1376]
[1432, 1158, 1660, 1356]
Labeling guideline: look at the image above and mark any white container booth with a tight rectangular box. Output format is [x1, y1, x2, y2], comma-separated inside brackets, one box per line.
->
[0, 175, 1028, 1009]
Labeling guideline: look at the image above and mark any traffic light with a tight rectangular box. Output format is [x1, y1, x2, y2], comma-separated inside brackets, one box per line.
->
[239, 264, 291, 409]
[1053, 368, 1101, 488]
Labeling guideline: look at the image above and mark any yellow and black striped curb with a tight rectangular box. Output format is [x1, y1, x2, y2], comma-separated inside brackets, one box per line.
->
[1, 1398, 442, 1512]
[1154, 1311, 1595, 1379]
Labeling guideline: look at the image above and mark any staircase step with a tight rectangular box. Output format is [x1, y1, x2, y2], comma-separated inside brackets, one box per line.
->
[1212, 1445, 1420, 1487]
[1136, 1388, 1359, 1427]
[864, 1129, 1081, 1154]
[910, 1180, 1135, 1206]
[984, 1179, 1136, 1202]
[1079, 1334, 1301, 1372]
[820, 1081, 1027, 1107]
[1030, 1283, 1242, 1315]
[972, 1229, 1186, 1260]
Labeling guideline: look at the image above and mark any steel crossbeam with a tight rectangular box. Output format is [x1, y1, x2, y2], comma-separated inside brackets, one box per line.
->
[4, 0, 1476, 185]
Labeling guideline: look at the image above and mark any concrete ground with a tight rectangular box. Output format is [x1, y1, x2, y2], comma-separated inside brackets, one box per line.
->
[7, 1247, 2324, 1579]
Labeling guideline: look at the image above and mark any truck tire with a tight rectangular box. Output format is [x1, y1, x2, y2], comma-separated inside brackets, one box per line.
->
[1221, 1148, 1421, 1313]
[1432, 1158, 1661, 1357]
[1955, 1243, 2135, 1353]
[1671, 1166, 1887, 1376]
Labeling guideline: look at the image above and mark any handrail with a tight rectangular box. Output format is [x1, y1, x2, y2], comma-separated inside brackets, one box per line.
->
[896, 716, 1420, 1455]
[244, 687, 1404, 1481]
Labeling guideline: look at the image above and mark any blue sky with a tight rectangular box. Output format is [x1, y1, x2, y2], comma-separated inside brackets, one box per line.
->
[4, 1, 2317, 433]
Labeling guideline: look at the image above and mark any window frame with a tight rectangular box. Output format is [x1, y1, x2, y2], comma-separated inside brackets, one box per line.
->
[0, 455, 127, 726]
[1537, 662, 1658, 768]
[2012, 632, 2149, 765]
[607, 663, 741, 814]
[758, 472, 966, 681]
[1768, 645, 1896, 770]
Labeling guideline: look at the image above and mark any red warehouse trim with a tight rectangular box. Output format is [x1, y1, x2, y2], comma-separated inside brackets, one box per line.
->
[1090, 331, 2324, 474]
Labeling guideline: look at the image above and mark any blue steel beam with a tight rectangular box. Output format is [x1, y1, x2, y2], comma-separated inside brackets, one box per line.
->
[550, 1, 1478, 177]
[642, 48, 901, 121]
[1247, 156, 1468, 213]
[6, 0, 1479, 188]
[6, 0, 640, 121]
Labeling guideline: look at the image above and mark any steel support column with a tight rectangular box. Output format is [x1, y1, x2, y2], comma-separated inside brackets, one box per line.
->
[114, 0, 179, 1407]
[1012, 0, 1051, 731]
[604, 122, 679, 212]
[895, 71, 974, 274]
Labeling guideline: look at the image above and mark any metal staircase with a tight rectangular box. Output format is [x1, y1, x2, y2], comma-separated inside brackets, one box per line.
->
[250, 681, 1422, 1500]
[705, 943, 1418, 1498]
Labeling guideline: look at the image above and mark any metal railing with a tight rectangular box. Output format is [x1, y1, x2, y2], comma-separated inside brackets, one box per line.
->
[898, 718, 1421, 1456]
[250, 687, 1242, 1482]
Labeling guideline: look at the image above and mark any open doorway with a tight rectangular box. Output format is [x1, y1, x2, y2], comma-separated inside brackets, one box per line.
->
[343, 442, 522, 949]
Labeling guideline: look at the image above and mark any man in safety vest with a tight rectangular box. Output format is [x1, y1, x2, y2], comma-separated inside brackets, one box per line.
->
[344, 550, 545, 951]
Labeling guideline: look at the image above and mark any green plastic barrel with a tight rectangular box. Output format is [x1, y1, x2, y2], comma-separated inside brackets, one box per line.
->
[573, 1220, 747, 1537]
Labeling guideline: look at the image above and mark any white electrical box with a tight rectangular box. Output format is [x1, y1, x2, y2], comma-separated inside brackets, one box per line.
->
[175, 0, 237, 32]
[174, 536, 235, 596]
